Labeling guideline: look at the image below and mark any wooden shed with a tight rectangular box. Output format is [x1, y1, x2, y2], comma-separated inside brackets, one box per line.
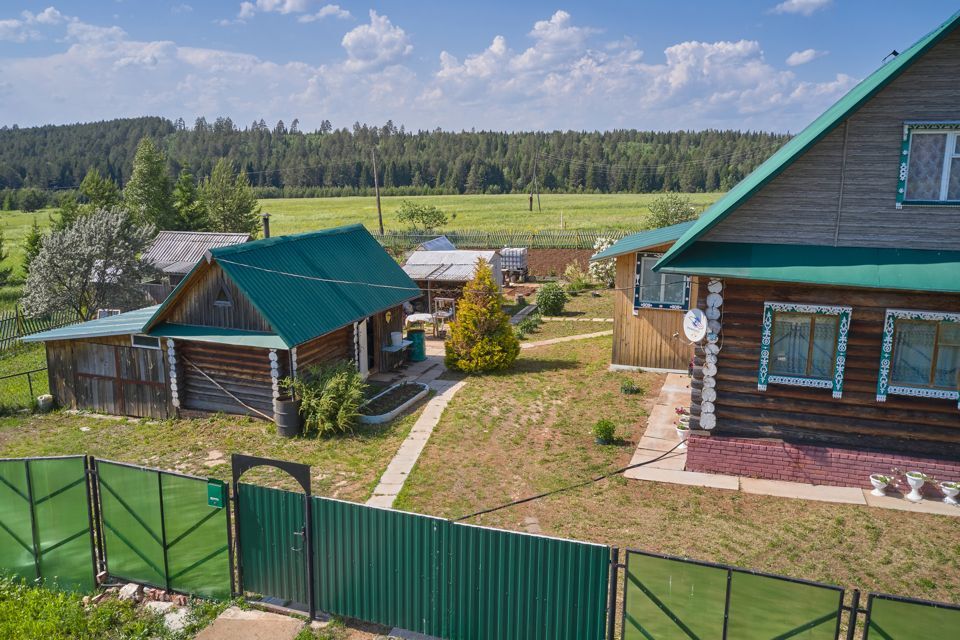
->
[653, 10, 960, 488]
[26, 224, 419, 420]
[402, 250, 502, 313]
[590, 222, 698, 372]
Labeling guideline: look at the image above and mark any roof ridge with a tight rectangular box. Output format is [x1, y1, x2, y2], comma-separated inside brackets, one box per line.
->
[209, 223, 366, 257]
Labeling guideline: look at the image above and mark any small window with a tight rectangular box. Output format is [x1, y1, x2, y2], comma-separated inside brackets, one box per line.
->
[758, 302, 851, 398]
[131, 334, 161, 350]
[877, 310, 960, 405]
[897, 123, 960, 207]
[634, 254, 690, 311]
[214, 284, 233, 307]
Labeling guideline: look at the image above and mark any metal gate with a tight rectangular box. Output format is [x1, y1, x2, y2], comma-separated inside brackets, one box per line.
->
[0, 456, 95, 591]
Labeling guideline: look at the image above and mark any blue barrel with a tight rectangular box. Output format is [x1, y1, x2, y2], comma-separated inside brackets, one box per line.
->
[407, 329, 426, 362]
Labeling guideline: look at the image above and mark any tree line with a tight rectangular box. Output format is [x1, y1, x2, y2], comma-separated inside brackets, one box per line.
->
[0, 117, 790, 204]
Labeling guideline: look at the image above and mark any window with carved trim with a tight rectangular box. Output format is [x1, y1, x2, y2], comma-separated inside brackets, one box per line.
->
[877, 309, 960, 405]
[897, 123, 960, 206]
[634, 254, 690, 311]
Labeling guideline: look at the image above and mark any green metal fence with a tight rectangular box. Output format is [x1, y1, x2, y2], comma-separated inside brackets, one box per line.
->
[863, 593, 960, 640]
[96, 460, 232, 599]
[0, 456, 94, 591]
[622, 550, 846, 640]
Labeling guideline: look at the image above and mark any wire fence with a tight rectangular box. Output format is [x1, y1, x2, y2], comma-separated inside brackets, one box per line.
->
[0, 307, 78, 352]
[374, 229, 632, 251]
[0, 367, 47, 413]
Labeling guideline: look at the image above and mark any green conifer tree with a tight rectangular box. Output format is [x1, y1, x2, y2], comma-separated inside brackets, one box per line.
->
[200, 159, 261, 235]
[22, 217, 44, 275]
[172, 169, 209, 230]
[444, 261, 519, 373]
[124, 137, 176, 229]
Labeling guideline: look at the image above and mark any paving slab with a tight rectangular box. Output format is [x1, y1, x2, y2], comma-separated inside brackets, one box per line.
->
[740, 478, 866, 505]
[510, 304, 538, 325]
[625, 466, 740, 490]
[194, 606, 304, 640]
[863, 490, 960, 517]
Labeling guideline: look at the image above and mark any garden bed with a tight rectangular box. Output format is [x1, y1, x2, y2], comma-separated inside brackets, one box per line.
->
[359, 382, 430, 424]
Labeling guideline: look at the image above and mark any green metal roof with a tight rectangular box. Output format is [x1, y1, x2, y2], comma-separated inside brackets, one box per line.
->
[657, 10, 960, 273]
[23, 305, 159, 342]
[659, 242, 960, 293]
[148, 323, 287, 349]
[149, 224, 419, 348]
[590, 222, 694, 261]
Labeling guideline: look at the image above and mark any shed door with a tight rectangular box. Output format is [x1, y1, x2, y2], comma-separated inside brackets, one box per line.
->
[72, 342, 170, 419]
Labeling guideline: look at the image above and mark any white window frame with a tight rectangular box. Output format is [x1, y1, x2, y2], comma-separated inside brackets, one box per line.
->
[131, 334, 161, 350]
[758, 302, 852, 399]
[633, 253, 690, 312]
[876, 309, 960, 408]
[896, 122, 960, 207]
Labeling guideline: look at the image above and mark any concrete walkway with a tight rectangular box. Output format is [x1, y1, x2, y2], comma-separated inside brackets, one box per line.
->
[510, 304, 538, 324]
[540, 317, 614, 323]
[520, 329, 613, 350]
[195, 607, 305, 640]
[625, 374, 960, 517]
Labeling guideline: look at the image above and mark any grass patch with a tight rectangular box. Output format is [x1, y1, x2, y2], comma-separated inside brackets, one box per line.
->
[557, 288, 615, 318]
[0, 407, 423, 501]
[395, 335, 960, 603]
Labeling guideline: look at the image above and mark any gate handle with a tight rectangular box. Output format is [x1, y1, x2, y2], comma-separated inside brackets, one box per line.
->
[291, 526, 305, 552]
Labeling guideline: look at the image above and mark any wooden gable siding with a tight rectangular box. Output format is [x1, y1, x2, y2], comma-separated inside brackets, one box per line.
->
[165, 262, 273, 333]
[690, 278, 960, 457]
[45, 336, 171, 419]
[612, 253, 697, 371]
[296, 325, 353, 371]
[176, 340, 286, 417]
[703, 28, 960, 251]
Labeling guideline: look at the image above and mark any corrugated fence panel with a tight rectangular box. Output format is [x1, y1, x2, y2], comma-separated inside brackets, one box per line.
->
[238, 483, 308, 607]
[308, 497, 609, 640]
[0, 459, 34, 583]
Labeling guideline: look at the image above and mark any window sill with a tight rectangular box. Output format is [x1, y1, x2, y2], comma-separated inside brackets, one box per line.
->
[761, 375, 833, 392]
[634, 302, 688, 311]
[881, 385, 959, 401]
[896, 201, 960, 208]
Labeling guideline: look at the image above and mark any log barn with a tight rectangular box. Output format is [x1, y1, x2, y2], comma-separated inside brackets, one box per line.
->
[590, 222, 697, 372]
[654, 11, 960, 488]
[25, 224, 418, 420]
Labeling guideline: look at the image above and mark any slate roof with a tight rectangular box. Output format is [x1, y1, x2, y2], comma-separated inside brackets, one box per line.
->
[23, 306, 159, 342]
[143, 231, 250, 276]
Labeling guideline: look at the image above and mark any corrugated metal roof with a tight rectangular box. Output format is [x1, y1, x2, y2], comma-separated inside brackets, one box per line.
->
[590, 222, 694, 261]
[418, 236, 457, 251]
[403, 263, 479, 282]
[149, 322, 287, 349]
[658, 243, 960, 293]
[23, 305, 159, 342]
[405, 250, 497, 265]
[148, 224, 419, 348]
[144, 231, 250, 275]
[657, 10, 960, 273]
[403, 249, 500, 283]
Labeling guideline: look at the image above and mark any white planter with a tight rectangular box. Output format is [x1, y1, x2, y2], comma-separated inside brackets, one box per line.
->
[941, 482, 959, 506]
[676, 426, 690, 450]
[905, 472, 926, 502]
[677, 414, 691, 426]
[868, 474, 890, 497]
[390, 331, 404, 347]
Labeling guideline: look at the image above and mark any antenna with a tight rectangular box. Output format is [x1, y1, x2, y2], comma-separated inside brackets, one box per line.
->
[882, 49, 899, 63]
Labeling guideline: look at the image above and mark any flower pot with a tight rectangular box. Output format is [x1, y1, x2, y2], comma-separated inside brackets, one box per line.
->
[390, 331, 404, 347]
[905, 472, 926, 502]
[869, 474, 891, 497]
[678, 414, 691, 426]
[941, 482, 959, 506]
[676, 426, 690, 450]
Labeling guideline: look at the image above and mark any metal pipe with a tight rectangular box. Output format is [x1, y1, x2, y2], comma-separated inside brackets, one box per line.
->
[606, 547, 619, 640]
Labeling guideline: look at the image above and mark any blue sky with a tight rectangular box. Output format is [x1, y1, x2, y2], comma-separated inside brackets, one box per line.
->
[0, 1, 956, 132]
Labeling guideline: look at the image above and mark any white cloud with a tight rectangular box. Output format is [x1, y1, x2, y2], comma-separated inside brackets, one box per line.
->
[512, 10, 598, 72]
[771, 0, 831, 16]
[299, 4, 350, 23]
[786, 48, 827, 66]
[172, 4, 194, 14]
[22, 7, 65, 25]
[0, 6, 67, 42]
[341, 10, 412, 71]
[0, 19, 35, 42]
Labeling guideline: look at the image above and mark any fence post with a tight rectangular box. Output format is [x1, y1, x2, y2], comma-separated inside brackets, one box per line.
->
[225, 484, 236, 597]
[26, 371, 33, 400]
[721, 568, 733, 640]
[23, 460, 41, 580]
[87, 458, 107, 575]
[846, 589, 861, 640]
[305, 493, 316, 621]
[606, 547, 620, 640]
[157, 472, 171, 592]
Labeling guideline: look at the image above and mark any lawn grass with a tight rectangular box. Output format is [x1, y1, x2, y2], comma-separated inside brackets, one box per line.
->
[394, 336, 960, 603]
[0, 408, 422, 502]
[557, 288, 615, 318]
[0, 342, 48, 412]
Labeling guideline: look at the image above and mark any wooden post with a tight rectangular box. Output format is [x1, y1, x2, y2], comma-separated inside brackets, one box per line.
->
[371, 147, 383, 235]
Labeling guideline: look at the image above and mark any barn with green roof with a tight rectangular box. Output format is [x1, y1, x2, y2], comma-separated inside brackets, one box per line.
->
[26, 224, 419, 419]
[652, 10, 960, 488]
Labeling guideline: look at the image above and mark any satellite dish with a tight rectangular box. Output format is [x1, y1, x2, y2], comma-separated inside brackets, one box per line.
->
[682, 308, 708, 342]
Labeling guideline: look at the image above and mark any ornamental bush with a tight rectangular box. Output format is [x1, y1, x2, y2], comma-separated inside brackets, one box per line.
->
[536, 282, 568, 316]
[282, 360, 367, 435]
[445, 260, 520, 373]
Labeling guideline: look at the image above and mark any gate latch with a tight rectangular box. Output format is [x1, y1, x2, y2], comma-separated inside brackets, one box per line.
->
[291, 526, 305, 552]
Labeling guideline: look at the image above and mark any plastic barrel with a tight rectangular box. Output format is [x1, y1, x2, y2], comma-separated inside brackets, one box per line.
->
[408, 329, 426, 362]
[273, 398, 302, 437]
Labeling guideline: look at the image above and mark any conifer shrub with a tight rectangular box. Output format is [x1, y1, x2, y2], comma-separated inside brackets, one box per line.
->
[445, 260, 520, 373]
[536, 282, 568, 316]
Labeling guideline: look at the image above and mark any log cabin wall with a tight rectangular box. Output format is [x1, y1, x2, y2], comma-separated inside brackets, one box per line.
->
[165, 263, 273, 333]
[611, 252, 698, 371]
[176, 340, 287, 417]
[690, 277, 960, 457]
[701, 27, 960, 251]
[45, 336, 171, 419]
[295, 325, 353, 371]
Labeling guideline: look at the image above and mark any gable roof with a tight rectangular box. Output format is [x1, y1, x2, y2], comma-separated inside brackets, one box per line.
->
[148, 224, 419, 348]
[23, 305, 159, 343]
[589, 222, 694, 262]
[402, 249, 499, 282]
[143, 231, 250, 275]
[657, 9, 960, 273]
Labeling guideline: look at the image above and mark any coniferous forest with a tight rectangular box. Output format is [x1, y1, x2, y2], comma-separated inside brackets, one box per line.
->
[0, 116, 790, 202]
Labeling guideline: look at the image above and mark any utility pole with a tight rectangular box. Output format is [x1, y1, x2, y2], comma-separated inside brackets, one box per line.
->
[371, 147, 383, 235]
[532, 136, 542, 212]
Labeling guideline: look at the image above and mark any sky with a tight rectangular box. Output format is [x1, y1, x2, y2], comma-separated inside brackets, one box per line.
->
[0, 1, 957, 133]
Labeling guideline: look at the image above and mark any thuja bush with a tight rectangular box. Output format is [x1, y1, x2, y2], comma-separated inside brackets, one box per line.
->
[445, 260, 520, 373]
